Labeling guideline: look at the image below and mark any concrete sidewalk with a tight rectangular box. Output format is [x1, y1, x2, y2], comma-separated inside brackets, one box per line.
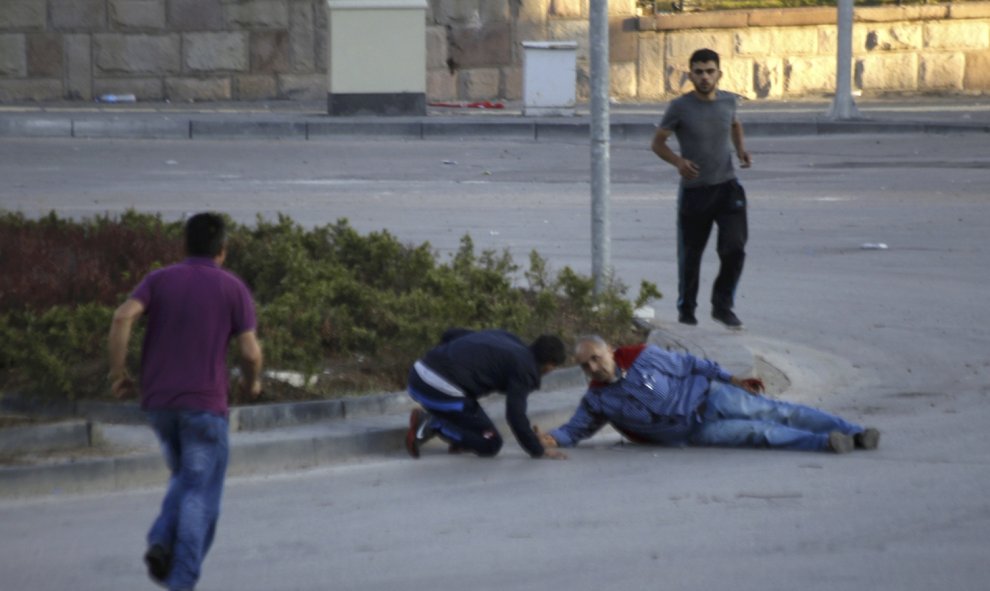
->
[0, 323, 764, 499]
[1, 96, 988, 141]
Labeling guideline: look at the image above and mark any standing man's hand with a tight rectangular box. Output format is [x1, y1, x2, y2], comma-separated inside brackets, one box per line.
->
[110, 372, 136, 399]
[677, 158, 701, 180]
[241, 378, 263, 400]
[738, 150, 752, 169]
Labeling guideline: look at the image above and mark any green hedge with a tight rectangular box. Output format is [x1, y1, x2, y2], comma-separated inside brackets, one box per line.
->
[0, 211, 660, 401]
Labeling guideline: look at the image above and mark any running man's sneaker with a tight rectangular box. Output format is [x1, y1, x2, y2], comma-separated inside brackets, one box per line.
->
[712, 308, 744, 330]
[405, 407, 437, 459]
[144, 544, 171, 588]
[854, 427, 880, 450]
[828, 431, 855, 454]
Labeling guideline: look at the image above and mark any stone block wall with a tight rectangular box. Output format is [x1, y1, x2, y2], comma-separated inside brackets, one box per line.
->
[426, 1, 990, 102]
[0, 0, 327, 102]
[1, 1, 988, 103]
[643, 3, 990, 99]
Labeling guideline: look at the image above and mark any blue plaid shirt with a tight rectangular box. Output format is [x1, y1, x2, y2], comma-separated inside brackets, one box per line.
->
[549, 344, 732, 447]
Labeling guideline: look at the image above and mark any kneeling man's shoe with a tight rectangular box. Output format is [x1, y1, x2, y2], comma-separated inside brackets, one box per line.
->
[405, 408, 437, 459]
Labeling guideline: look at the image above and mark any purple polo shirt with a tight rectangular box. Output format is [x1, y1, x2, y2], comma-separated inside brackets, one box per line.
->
[131, 257, 256, 415]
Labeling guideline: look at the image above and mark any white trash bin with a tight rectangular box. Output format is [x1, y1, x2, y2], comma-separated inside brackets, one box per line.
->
[522, 41, 578, 117]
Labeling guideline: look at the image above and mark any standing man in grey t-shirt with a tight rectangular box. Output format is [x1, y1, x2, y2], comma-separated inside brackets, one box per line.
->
[652, 48, 752, 329]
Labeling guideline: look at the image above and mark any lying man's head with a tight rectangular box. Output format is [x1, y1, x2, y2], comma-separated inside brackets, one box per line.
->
[575, 335, 617, 383]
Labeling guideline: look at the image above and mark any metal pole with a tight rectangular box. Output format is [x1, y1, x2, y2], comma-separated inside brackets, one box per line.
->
[826, 0, 861, 120]
[590, 0, 611, 295]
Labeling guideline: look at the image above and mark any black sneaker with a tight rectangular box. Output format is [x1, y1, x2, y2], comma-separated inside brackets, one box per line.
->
[144, 544, 171, 587]
[854, 428, 880, 450]
[828, 431, 855, 454]
[405, 407, 436, 459]
[678, 311, 698, 326]
[712, 308, 743, 330]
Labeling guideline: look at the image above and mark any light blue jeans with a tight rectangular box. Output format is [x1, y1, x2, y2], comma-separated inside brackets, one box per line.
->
[147, 410, 229, 591]
[689, 381, 864, 451]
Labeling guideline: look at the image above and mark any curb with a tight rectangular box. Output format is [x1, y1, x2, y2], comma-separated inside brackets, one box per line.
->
[1, 114, 987, 142]
[0, 332, 751, 499]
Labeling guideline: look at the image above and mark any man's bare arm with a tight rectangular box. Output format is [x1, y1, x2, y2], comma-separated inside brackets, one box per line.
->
[107, 298, 145, 398]
[237, 330, 264, 399]
[731, 119, 751, 168]
[652, 127, 700, 180]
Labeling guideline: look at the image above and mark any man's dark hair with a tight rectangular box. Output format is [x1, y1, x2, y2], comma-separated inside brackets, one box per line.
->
[689, 48, 720, 68]
[531, 335, 566, 367]
[185, 212, 226, 257]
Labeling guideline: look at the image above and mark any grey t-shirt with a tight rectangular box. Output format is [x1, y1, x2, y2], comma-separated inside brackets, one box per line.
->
[659, 90, 739, 188]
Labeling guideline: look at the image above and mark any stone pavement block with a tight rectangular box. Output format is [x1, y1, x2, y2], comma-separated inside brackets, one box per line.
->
[666, 30, 734, 60]
[858, 52, 918, 91]
[924, 21, 990, 51]
[251, 30, 290, 73]
[225, 0, 290, 29]
[232, 399, 345, 432]
[307, 120, 423, 140]
[865, 23, 922, 52]
[76, 400, 144, 424]
[110, 0, 166, 30]
[0, 79, 62, 101]
[427, 25, 448, 71]
[0, 458, 117, 498]
[236, 74, 278, 99]
[743, 121, 817, 137]
[0, 420, 93, 455]
[449, 22, 512, 68]
[65, 34, 92, 100]
[422, 120, 535, 140]
[502, 65, 522, 100]
[427, 69, 457, 101]
[819, 120, 924, 135]
[314, 427, 403, 462]
[168, 0, 224, 30]
[72, 117, 191, 139]
[277, 73, 325, 100]
[185, 32, 249, 72]
[190, 119, 306, 139]
[228, 437, 317, 476]
[167, 77, 233, 101]
[754, 57, 784, 99]
[289, 2, 316, 72]
[534, 120, 588, 141]
[112, 453, 167, 490]
[518, 0, 551, 23]
[95, 33, 181, 75]
[0, 0, 46, 29]
[51, 0, 107, 30]
[550, 0, 585, 19]
[920, 53, 965, 90]
[27, 33, 62, 78]
[0, 35, 26, 77]
[459, 67, 500, 100]
[784, 55, 835, 94]
[963, 51, 990, 89]
[610, 16, 639, 63]
[611, 62, 637, 98]
[0, 117, 72, 137]
[637, 33, 663, 101]
[93, 76, 165, 100]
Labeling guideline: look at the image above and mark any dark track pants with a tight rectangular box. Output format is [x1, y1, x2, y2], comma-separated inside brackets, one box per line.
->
[407, 369, 503, 457]
[677, 178, 748, 314]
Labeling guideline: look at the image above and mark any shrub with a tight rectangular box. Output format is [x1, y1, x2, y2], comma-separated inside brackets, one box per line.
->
[0, 211, 661, 400]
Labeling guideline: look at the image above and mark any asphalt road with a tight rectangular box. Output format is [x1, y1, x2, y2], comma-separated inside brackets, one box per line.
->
[1, 132, 988, 590]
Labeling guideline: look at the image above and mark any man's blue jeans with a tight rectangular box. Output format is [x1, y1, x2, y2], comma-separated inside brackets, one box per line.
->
[689, 381, 864, 451]
[147, 410, 229, 591]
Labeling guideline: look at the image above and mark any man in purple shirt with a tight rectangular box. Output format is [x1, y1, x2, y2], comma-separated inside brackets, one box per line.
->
[108, 212, 263, 591]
